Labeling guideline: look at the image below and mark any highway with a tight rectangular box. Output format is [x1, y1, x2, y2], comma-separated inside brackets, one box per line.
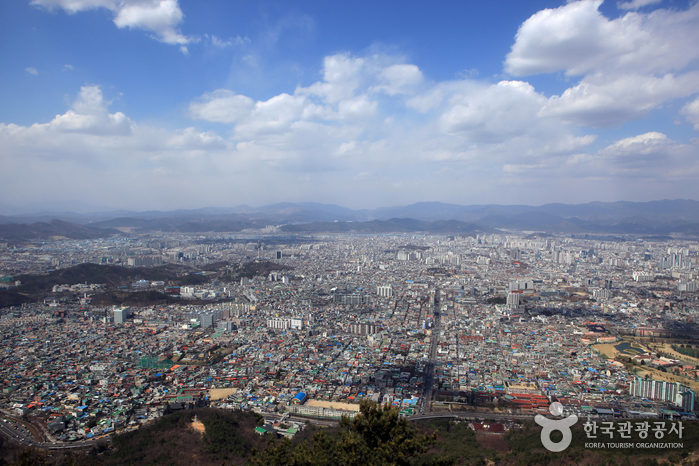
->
[0, 413, 107, 451]
[408, 412, 533, 423]
[419, 287, 440, 414]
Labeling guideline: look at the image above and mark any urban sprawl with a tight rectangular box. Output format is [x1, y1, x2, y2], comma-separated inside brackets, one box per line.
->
[1, 232, 699, 443]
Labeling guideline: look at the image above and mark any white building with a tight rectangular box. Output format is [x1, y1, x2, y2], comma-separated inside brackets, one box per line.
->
[290, 317, 304, 330]
[632, 271, 654, 282]
[267, 318, 290, 330]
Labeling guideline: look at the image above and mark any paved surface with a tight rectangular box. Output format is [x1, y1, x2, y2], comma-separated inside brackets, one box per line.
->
[420, 288, 440, 414]
[0, 412, 107, 451]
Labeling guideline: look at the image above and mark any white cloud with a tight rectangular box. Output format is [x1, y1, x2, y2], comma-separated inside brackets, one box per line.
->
[26, 67, 38, 76]
[30, 0, 119, 14]
[188, 90, 255, 124]
[505, 1, 699, 77]
[406, 88, 445, 113]
[0, 84, 235, 209]
[498, 132, 699, 206]
[617, 0, 662, 11]
[165, 127, 227, 150]
[681, 97, 699, 131]
[46, 85, 133, 136]
[504, 1, 699, 128]
[440, 80, 548, 143]
[587, 132, 695, 177]
[63, 64, 74, 71]
[7, 27, 699, 210]
[208, 34, 248, 48]
[190, 53, 425, 136]
[603, 131, 669, 151]
[337, 95, 377, 121]
[372, 64, 423, 96]
[32, 0, 194, 48]
[186, 51, 599, 183]
[540, 72, 699, 127]
[232, 93, 326, 139]
[301, 53, 366, 104]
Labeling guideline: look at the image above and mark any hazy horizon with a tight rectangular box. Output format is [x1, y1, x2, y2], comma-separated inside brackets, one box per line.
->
[2, 198, 699, 218]
[2, 0, 699, 211]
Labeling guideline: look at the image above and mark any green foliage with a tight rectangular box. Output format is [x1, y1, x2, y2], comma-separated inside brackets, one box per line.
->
[486, 296, 506, 304]
[105, 409, 259, 465]
[202, 410, 250, 457]
[247, 400, 436, 466]
[7, 450, 48, 466]
[414, 419, 484, 465]
[673, 345, 699, 358]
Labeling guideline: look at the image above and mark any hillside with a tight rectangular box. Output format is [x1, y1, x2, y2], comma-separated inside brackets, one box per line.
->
[7, 405, 699, 466]
[4, 200, 699, 236]
[0, 219, 121, 243]
[12, 263, 192, 295]
[0, 261, 290, 308]
[280, 218, 487, 234]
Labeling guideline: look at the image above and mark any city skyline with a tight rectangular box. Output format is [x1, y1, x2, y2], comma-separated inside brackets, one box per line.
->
[2, 0, 699, 211]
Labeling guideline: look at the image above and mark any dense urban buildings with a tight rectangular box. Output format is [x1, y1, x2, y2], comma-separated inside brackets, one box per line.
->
[1, 230, 698, 444]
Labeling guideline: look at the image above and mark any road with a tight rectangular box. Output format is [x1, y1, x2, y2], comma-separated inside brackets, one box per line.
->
[419, 288, 440, 414]
[409, 412, 533, 423]
[0, 413, 108, 451]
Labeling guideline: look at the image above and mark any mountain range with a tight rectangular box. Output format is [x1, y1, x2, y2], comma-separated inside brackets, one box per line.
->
[1, 200, 699, 240]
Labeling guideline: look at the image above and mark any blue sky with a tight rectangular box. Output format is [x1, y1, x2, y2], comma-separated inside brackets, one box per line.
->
[1, 0, 699, 212]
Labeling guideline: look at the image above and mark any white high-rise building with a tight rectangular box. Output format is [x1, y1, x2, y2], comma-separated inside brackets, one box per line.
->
[632, 271, 654, 282]
[290, 317, 304, 330]
[506, 292, 520, 309]
[267, 318, 290, 330]
[113, 307, 131, 324]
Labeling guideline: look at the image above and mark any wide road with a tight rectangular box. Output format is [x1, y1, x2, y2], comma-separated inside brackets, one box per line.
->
[0, 412, 108, 451]
[409, 412, 533, 423]
[419, 288, 440, 414]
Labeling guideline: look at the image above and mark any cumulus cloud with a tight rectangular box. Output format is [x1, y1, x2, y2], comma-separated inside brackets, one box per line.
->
[371, 64, 423, 96]
[500, 131, 699, 204]
[505, 0, 699, 77]
[504, 1, 699, 129]
[40, 85, 133, 136]
[186, 51, 599, 178]
[301, 53, 366, 104]
[189, 90, 255, 124]
[26, 67, 38, 76]
[31, 0, 194, 48]
[6, 22, 699, 210]
[440, 80, 553, 144]
[190, 53, 424, 138]
[617, 0, 662, 11]
[337, 95, 378, 121]
[165, 127, 227, 150]
[681, 97, 699, 131]
[233, 93, 328, 139]
[540, 72, 699, 127]
[0, 84, 231, 210]
[581, 132, 696, 178]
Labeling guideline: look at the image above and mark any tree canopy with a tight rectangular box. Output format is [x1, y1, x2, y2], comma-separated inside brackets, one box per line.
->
[248, 400, 437, 466]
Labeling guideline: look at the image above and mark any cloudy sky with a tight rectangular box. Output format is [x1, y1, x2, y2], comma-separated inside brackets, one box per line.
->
[1, 0, 699, 212]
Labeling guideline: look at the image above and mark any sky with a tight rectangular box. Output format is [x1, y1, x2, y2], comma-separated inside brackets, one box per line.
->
[1, 0, 699, 212]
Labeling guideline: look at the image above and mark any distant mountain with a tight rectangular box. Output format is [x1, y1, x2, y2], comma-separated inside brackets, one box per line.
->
[89, 216, 268, 233]
[280, 218, 487, 234]
[257, 202, 370, 222]
[1, 199, 699, 236]
[0, 219, 122, 242]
